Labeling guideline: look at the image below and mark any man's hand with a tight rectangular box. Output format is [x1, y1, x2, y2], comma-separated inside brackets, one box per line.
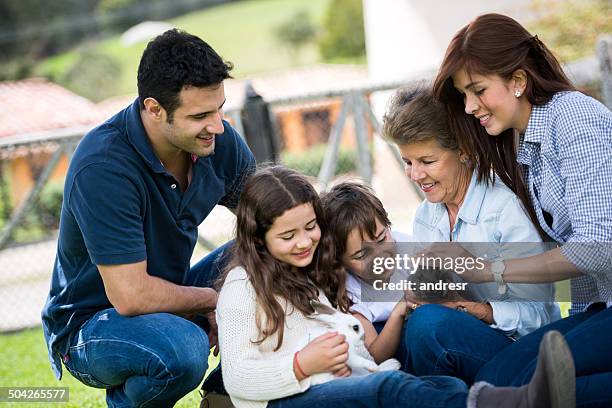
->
[199, 287, 219, 312]
[205, 311, 219, 356]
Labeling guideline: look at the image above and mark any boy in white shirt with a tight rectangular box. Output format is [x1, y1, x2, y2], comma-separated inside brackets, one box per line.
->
[321, 182, 415, 364]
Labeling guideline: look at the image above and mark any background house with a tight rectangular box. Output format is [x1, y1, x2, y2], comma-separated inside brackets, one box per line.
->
[0, 79, 102, 208]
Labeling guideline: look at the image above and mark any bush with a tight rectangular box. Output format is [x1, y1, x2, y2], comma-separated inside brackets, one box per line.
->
[96, 0, 143, 33]
[318, 0, 366, 61]
[60, 49, 121, 101]
[37, 180, 64, 231]
[0, 0, 100, 61]
[6, 180, 64, 246]
[280, 143, 358, 177]
[0, 57, 34, 81]
[528, 0, 612, 62]
[274, 10, 318, 62]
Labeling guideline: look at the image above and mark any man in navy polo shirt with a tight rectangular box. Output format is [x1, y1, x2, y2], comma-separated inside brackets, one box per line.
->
[42, 29, 255, 407]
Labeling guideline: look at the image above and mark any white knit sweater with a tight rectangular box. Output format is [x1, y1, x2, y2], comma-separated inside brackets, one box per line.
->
[217, 266, 335, 408]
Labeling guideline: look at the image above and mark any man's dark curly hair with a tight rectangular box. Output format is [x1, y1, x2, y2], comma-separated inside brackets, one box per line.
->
[137, 29, 233, 122]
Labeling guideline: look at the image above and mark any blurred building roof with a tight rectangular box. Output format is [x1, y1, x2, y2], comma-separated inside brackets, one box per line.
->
[0, 78, 99, 139]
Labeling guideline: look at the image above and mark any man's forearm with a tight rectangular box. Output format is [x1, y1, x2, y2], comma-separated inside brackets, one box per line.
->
[119, 275, 217, 316]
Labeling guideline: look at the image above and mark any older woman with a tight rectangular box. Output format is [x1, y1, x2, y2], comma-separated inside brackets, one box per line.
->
[383, 87, 560, 384]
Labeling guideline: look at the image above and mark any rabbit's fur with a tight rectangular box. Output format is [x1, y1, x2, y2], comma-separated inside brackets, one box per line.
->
[302, 300, 400, 385]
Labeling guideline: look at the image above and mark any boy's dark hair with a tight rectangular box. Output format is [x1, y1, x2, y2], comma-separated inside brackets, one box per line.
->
[321, 182, 391, 260]
[137, 29, 233, 122]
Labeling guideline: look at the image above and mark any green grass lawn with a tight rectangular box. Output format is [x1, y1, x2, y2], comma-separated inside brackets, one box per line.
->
[34, 0, 333, 98]
[0, 327, 219, 407]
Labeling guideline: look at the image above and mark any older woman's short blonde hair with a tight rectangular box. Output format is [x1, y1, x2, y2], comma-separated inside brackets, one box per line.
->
[383, 86, 459, 151]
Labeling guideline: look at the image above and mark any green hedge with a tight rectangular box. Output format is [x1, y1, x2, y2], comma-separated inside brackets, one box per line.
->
[6, 180, 64, 245]
[280, 143, 358, 177]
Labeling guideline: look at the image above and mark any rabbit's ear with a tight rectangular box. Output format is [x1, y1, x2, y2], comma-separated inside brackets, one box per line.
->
[310, 313, 336, 328]
[310, 299, 336, 316]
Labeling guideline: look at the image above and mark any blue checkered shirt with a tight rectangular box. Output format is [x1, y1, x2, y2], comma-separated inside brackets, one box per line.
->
[517, 91, 612, 313]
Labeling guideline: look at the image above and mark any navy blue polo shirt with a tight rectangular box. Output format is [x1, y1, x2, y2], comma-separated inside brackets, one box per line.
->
[42, 99, 255, 379]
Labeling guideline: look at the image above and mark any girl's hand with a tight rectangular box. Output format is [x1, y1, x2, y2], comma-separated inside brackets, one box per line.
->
[295, 332, 349, 377]
[333, 364, 352, 377]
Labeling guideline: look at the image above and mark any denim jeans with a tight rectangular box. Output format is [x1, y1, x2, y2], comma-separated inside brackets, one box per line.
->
[268, 371, 468, 408]
[63, 242, 233, 407]
[402, 304, 513, 384]
[476, 304, 612, 408]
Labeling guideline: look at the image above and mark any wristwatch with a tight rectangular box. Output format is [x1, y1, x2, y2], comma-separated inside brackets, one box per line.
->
[491, 260, 507, 295]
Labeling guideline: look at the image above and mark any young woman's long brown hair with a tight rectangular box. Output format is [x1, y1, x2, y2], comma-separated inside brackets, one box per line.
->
[217, 165, 352, 351]
[433, 13, 575, 239]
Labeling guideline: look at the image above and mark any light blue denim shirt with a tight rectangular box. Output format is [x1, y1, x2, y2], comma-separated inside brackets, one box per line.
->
[413, 172, 561, 338]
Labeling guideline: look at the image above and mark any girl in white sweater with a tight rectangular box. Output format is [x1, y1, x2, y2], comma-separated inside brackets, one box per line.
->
[216, 165, 575, 408]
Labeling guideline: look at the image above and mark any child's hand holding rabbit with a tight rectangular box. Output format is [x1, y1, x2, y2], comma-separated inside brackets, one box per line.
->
[294, 332, 349, 380]
[296, 300, 401, 385]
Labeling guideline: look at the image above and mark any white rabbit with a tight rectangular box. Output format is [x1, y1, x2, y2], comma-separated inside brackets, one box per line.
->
[301, 300, 401, 385]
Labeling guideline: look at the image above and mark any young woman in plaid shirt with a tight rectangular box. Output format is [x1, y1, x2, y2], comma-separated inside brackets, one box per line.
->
[433, 12, 612, 408]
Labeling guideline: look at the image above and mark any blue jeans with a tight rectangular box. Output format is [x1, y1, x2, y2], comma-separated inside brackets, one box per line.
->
[476, 304, 612, 408]
[402, 304, 513, 384]
[63, 242, 233, 407]
[268, 371, 468, 408]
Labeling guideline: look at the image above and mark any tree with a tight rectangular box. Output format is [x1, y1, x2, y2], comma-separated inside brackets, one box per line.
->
[274, 10, 318, 63]
[528, 0, 612, 62]
[318, 0, 366, 61]
[60, 50, 121, 101]
[0, 0, 100, 61]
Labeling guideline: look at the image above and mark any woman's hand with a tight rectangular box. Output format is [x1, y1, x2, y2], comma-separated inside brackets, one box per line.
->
[423, 242, 492, 283]
[295, 332, 349, 378]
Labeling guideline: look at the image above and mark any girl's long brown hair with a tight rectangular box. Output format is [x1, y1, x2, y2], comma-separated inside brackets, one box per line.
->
[217, 165, 352, 351]
[433, 13, 575, 239]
